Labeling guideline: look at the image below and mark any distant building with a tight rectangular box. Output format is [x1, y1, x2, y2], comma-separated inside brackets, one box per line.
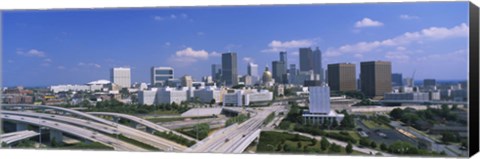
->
[272, 61, 286, 84]
[302, 82, 344, 125]
[202, 76, 214, 85]
[328, 63, 356, 92]
[280, 51, 288, 71]
[181, 75, 193, 88]
[151, 67, 174, 87]
[290, 70, 315, 85]
[392, 73, 403, 87]
[299, 47, 314, 72]
[360, 61, 392, 98]
[222, 52, 238, 86]
[262, 66, 274, 87]
[50, 85, 90, 93]
[404, 78, 414, 87]
[240, 75, 253, 86]
[384, 92, 429, 101]
[423, 79, 436, 88]
[247, 62, 259, 84]
[312, 47, 324, 82]
[222, 89, 273, 107]
[211, 64, 222, 82]
[428, 91, 441, 101]
[274, 84, 285, 97]
[111, 67, 131, 88]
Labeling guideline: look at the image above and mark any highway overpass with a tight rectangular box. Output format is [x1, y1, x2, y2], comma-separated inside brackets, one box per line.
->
[0, 130, 39, 145]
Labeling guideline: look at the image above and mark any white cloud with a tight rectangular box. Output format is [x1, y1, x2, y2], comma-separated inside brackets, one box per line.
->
[169, 47, 212, 67]
[78, 62, 101, 68]
[17, 49, 46, 57]
[400, 14, 420, 20]
[57, 66, 66, 70]
[210, 51, 221, 57]
[164, 42, 171, 47]
[197, 32, 205, 36]
[262, 39, 314, 53]
[243, 57, 254, 63]
[325, 23, 468, 57]
[44, 58, 52, 63]
[355, 18, 384, 28]
[175, 47, 209, 60]
[153, 13, 189, 21]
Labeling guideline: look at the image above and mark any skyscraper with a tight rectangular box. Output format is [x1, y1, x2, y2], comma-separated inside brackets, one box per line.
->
[360, 61, 392, 98]
[272, 61, 286, 83]
[211, 64, 222, 82]
[151, 67, 174, 87]
[328, 63, 356, 92]
[392, 73, 403, 87]
[247, 62, 259, 84]
[280, 51, 288, 71]
[299, 47, 314, 72]
[222, 52, 238, 86]
[424, 79, 436, 88]
[313, 47, 324, 82]
[111, 67, 131, 88]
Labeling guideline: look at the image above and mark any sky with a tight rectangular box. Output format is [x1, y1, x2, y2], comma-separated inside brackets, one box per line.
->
[2, 2, 470, 87]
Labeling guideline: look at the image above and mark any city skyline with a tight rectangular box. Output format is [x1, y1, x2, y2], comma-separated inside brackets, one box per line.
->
[3, 2, 469, 87]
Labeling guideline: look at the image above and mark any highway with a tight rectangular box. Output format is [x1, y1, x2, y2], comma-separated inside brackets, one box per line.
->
[88, 112, 199, 143]
[0, 130, 39, 145]
[1, 114, 145, 151]
[187, 105, 284, 153]
[2, 110, 187, 151]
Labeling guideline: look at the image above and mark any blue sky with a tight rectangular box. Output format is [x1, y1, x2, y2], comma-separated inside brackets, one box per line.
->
[2, 2, 470, 87]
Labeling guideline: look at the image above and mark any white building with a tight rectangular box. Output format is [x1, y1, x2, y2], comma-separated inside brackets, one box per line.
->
[156, 87, 188, 104]
[50, 85, 90, 93]
[111, 67, 131, 88]
[244, 90, 273, 106]
[223, 90, 243, 107]
[194, 86, 223, 103]
[248, 62, 259, 84]
[302, 84, 344, 125]
[138, 89, 157, 105]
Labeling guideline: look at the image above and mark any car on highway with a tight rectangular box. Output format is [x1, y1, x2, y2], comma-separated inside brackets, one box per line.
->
[225, 138, 230, 143]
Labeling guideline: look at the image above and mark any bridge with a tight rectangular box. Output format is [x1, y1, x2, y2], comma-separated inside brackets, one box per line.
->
[1, 113, 146, 151]
[0, 130, 39, 145]
[379, 100, 468, 105]
[2, 110, 187, 151]
[88, 112, 199, 143]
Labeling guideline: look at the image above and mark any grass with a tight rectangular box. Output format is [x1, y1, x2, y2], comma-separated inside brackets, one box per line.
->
[257, 131, 366, 155]
[153, 131, 196, 147]
[145, 116, 215, 123]
[148, 110, 181, 115]
[63, 142, 114, 150]
[361, 120, 390, 129]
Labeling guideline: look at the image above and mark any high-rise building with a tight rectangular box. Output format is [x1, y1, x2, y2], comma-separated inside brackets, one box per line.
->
[211, 64, 222, 82]
[392, 73, 403, 87]
[328, 63, 356, 92]
[312, 47, 324, 81]
[110, 67, 131, 88]
[424, 79, 436, 88]
[360, 61, 392, 98]
[299, 47, 314, 72]
[280, 51, 288, 71]
[151, 67, 174, 87]
[222, 52, 238, 86]
[272, 61, 286, 84]
[181, 75, 193, 88]
[247, 62, 259, 84]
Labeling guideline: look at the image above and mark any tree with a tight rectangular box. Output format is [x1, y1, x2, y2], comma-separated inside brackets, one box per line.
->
[380, 143, 388, 151]
[346, 142, 353, 154]
[390, 108, 404, 120]
[209, 99, 216, 107]
[329, 143, 342, 153]
[370, 141, 377, 149]
[310, 137, 317, 146]
[297, 142, 302, 148]
[331, 118, 339, 128]
[320, 137, 330, 151]
[441, 132, 458, 144]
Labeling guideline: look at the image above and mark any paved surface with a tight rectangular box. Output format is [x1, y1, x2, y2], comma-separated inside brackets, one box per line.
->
[186, 105, 284, 153]
[1, 114, 145, 151]
[181, 108, 223, 117]
[0, 130, 39, 144]
[88, 112, 198, 143]
[160, 117, 226, 130]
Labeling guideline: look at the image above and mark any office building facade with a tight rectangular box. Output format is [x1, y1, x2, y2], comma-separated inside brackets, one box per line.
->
[151, 67, 174, 87]
[272, 61, 286, 84]
[327, 63, 356, 92]
[222, 52, 238, 86]
[360, 61, 392, 98]
[392, 73, 403, 87]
